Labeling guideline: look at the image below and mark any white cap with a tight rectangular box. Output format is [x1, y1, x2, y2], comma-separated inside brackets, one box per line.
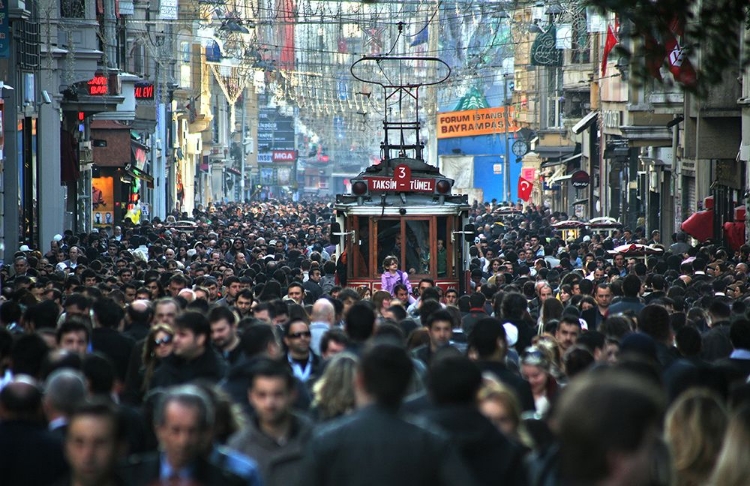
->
[583, 235, 591, 242]
[503, 322, 519, 347]
[187, 249, 197, 257]
[19, 245, 30, 252]
[53, 234, 63, 242]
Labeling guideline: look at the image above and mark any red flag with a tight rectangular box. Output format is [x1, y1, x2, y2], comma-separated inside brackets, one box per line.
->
[601, 23, 618, 76]
[663, 20, 698, 88]
[644, 15, 697, 88]
[518, 177, 533, 202]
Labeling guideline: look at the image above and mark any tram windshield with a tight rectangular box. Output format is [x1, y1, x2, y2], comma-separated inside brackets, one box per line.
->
[350, 215, 456, 279]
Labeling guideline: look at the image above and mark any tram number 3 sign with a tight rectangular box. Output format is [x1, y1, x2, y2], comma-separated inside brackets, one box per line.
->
[394, 164, 412, 191]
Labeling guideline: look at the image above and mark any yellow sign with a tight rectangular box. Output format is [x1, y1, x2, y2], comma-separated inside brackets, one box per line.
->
[437, 107, 520, 139]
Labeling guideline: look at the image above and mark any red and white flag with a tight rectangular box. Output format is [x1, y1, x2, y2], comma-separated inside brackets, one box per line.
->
[645, 15, 698, 88]
[601, 19, 619, 76]
[518, 177, 533, 202]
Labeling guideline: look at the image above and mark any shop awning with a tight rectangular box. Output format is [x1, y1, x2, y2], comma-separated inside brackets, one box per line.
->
[541, 152, 582, 168]
[572, 111, 598, 134]
[533, 145, 576, 159]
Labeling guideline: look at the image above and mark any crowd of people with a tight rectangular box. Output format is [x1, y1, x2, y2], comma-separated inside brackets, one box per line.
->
[1, 197, 750, 485]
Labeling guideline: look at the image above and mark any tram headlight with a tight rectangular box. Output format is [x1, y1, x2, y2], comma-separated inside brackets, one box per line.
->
[436, 179, 452, 195]
[352, 180, 368, 196]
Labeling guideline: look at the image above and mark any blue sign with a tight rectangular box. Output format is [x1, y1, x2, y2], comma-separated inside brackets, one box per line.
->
[0, 0, 8, 59]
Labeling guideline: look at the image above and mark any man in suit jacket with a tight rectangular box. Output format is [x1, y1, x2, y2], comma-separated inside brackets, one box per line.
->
[300, 342, 478, 486]
[122, 384, 245, 486]
[0, 376, 69, 485]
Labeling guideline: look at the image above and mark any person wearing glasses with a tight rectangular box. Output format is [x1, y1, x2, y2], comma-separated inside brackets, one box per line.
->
[139, 323, 174, 393]
[283, 318, 320, 384]
[150, 311, 228, 390]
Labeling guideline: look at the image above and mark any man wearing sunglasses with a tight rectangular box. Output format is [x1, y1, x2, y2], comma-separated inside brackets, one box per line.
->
[283, 319, 320, 384]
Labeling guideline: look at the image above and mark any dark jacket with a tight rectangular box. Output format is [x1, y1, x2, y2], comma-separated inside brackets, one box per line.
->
[0, 420, 68, 486]
[477, 360, 535, 412]
[123, 321, 150, 342]
[424, 404, 527, 486]
[228, 413, 313, 486]
[702, 321, 733, 362]
[607, 296, 645, 317]
[303, 280, 323, 301]
[92, 327, 136, 382]
[581, 307, 607, 332]
[462, 309, 489, 335]
[505, 317, 536, 353]
[150, 347, 228, 390]
[120, 452, 246, 486]
[299, 404, 479, 486]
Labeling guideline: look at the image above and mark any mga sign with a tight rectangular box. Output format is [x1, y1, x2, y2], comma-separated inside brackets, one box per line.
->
[272, 150, 297, 162]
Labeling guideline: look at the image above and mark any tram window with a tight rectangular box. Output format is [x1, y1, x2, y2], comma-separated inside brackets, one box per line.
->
[377, 220, 401, 273]
[405, 220, 430, 275]
[436, 217, 448, 278]
[353, 217, 369, 278]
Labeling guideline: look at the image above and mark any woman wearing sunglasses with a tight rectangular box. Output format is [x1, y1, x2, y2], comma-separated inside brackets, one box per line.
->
[140, 323, 175, 394]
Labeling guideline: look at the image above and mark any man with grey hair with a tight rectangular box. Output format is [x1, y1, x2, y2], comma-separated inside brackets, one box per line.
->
[43, 368, 87, 440]
[122, 384, 245, 485]
[309, 298, 336, 355]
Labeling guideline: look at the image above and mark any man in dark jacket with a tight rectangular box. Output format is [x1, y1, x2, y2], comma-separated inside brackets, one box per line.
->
[300, 341, 478, 486]
[461, 292, 489, 336]
[412, 309, 456, 367]
[424, 355, 527, 486]
[122, 385, 245, 486]
[469, 317, 535, 412]
[91, 297, 134, 385]
[0, 377, 69, 485]
[150, 311, 227, 389]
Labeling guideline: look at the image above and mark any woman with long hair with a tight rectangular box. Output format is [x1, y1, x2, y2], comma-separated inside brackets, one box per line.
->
[478, 375, 533, 450]
[311, 353, 359, 422]
[665, 388, 728, 486]
[709, 406, 750, 486]
[141, 323, 175, 393]
[537, 298, 564, 335]
[557, 284, 573, 306]
[520, 345, 559, 417]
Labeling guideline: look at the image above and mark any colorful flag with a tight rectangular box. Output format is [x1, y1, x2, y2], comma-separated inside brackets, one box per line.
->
[518, 177, 533, 202]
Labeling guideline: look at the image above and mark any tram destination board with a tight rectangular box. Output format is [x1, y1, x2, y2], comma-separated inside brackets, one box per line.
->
[366, 176, 435, 193]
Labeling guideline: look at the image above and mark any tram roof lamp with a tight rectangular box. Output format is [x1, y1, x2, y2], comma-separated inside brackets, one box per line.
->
[436, 179, 452, 194]
[352, 181, 368, 196]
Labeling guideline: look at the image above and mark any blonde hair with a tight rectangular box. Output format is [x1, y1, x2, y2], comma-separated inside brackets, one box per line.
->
[665, 388, 727, 486]
[312, 353, 359, 421]
[478, 375, 533, 448]
[709, 406, 750, 486]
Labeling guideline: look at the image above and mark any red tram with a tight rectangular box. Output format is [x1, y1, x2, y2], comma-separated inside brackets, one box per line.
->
[332, 56, 473, 294]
